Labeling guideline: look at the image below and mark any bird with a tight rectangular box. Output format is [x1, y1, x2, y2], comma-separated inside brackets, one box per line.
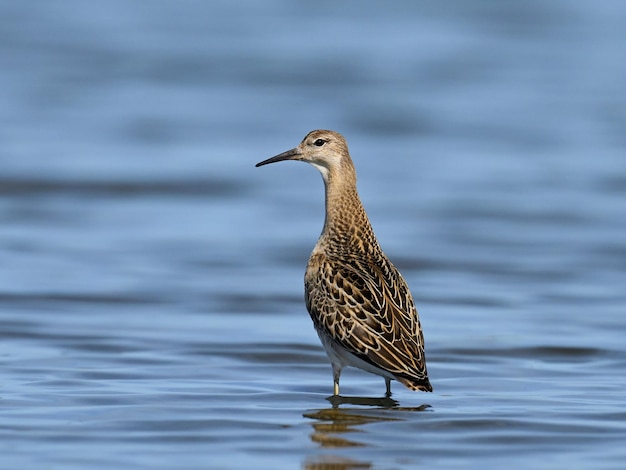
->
[256, 130, 431, 396]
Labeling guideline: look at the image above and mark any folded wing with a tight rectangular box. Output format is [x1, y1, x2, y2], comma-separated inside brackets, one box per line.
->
[305, 252, 431, 391]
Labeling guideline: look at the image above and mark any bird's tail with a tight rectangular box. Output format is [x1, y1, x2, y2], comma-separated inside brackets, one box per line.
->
[396, 375, 433, 392]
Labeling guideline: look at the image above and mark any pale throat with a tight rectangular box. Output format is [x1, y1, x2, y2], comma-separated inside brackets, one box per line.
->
[309, 161, 330, 181]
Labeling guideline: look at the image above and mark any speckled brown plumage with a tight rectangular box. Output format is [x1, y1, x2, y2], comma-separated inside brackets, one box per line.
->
[256, 130, 431, 396]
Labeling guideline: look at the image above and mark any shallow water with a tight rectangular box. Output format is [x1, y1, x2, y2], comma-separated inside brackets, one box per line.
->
[1, 1, 625, 469]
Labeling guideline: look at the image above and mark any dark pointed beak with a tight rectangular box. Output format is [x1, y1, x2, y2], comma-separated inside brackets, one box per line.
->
[255, 148, 302, 167]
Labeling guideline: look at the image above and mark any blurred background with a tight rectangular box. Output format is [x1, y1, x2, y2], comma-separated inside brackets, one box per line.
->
[1, 1, 625, 469]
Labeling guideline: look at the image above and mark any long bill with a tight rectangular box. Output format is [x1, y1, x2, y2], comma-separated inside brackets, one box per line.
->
[255, 148, 302, 167]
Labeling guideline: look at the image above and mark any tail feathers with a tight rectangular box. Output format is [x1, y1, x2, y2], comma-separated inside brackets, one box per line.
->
[396, 375, 433, 392]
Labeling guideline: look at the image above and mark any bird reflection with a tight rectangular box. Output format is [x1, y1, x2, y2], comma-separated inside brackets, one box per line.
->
[303, 455, 372, 470]
[303, 396, 431, 469]
[325, 394, 400, 409]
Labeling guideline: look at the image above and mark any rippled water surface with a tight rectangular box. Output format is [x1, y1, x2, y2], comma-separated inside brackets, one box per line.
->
[1, 1, 625, 469]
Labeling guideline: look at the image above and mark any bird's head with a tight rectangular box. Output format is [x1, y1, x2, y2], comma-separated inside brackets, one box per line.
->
[256, 130, 353, 182]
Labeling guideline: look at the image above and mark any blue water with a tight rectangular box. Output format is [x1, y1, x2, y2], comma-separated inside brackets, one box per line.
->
[1, 1, 625, 469]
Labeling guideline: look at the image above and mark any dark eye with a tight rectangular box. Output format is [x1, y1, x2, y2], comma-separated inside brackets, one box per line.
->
[313, 139, 325, 147]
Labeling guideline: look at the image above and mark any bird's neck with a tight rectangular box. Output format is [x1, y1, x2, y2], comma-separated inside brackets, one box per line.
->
[317, 168, 380, 257]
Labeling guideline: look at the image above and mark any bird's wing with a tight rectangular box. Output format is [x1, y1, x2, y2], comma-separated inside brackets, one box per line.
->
[305, 253, 429, 383]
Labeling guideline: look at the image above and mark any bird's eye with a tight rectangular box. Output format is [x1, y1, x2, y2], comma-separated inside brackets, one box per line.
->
[313, 139, 325, 147]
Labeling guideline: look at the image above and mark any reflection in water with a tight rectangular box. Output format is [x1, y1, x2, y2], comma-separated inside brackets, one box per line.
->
[303, 397, 432, 469]
[325, 395, 400, 409]
[303, 455, 372, 470]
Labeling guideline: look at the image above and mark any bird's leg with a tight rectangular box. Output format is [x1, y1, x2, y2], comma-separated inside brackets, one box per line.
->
[332, 365, 342, 396]
[385, 378, 392, 397]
